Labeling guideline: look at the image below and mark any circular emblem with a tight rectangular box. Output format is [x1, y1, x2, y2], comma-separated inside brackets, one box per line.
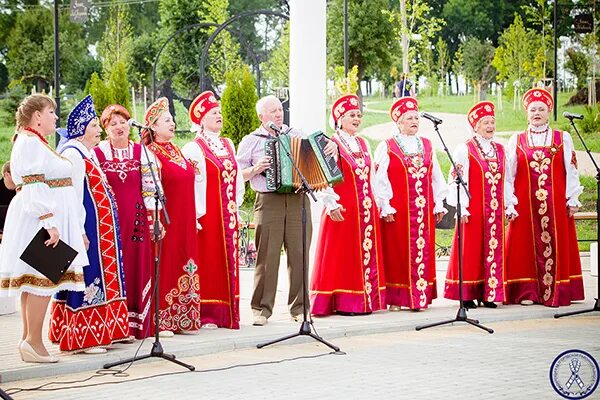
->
[550, 350, 599, 399]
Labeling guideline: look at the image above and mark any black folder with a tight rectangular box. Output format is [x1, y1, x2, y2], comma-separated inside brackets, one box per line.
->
[19, 228, 79, 284]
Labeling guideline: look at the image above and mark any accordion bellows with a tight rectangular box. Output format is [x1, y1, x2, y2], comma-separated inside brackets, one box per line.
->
[265, 132, 343, 193]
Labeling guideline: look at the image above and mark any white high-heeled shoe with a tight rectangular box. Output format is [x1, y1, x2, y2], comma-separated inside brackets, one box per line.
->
[20, 341, 59, 363]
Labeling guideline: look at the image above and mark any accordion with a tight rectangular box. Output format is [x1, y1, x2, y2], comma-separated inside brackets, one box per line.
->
[265, 131, 343, 193]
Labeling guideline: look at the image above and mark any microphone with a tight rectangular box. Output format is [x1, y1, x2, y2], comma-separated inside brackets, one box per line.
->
[128, 119, 152, 130]
[266, 121, 292, 135]
[420, 112, 443, 125]
[563, 112, 584, 120]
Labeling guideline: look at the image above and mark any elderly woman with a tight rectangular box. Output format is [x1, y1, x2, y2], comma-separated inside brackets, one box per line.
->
[181, 91, 244, 329]
[310, 93, 386, 316]
[143, 97, 201, 335]
[505, 88, 584, 307]
[373, 97, 447, 311]
[0, 94, 88, 363]
[50, 95, 129, 352]
[443, 101, 511, 309]
[93, 104, 153, 339]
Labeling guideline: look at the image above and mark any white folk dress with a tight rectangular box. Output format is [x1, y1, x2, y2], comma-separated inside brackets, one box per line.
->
[0, 133, 88, 297]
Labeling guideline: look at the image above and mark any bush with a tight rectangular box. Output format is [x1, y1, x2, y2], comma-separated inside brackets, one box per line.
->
[220, 64, 260, 147]
[85, 61, 131, 117]
[220, 64, 260, 207]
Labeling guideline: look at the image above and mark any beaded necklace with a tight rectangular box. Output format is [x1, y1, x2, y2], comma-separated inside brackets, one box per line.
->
[23, 127, 48, 144]
[394, 133, 424, 167]
[151, 141, 188, 169]
[199, 131, 229, 158]
[473, 136, 497, 160]
[337, 132, 366, 164]
[527, 126, 550, 148]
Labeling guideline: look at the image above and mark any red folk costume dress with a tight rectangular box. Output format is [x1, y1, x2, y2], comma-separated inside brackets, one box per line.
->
[310, 94, 386, 316]
[94, 139, 154, 339]
[373, 98, 446, 310]
[181, 90, 245, 329]
[144, 97, 201, 332]
[444, 102, 509, 303]
[505, 88, 584, 307]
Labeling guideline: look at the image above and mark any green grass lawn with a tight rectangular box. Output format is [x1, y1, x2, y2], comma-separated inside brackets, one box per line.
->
[362, 92, 599, 152]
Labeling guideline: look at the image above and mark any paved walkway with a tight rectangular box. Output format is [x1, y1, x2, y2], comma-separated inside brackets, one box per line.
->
[0, 254, 597, 385]
[361, 110, 600, 176]
[5, 317, 599, 399]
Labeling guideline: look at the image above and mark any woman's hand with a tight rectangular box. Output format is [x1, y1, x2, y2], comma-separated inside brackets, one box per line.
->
[568, 206, 579, 218]
[45, 227, 60, 248]
[460, 216, 469, 224]
[149, 220, 166, 241]
[383, 214, 395, 223]
[506, 213, 517, 222]
[435, 212, 445, 224]
[82, 234, 89, 250]
[329, 206, 345, 222]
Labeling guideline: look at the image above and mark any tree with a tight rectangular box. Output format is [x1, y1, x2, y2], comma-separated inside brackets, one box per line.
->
[386, 0, 444, 75]
[492, 14, 543, 100]
[436, 37, 450, 96]
[5, 7, 90, 92]
[86, 72, 111, 116]
[459, 37, 496, 100]
[521, 0, 553, 79]
[97, 3, 134, 78]
[414, 38, 437, 96]
[262, 22, 289, 93]
[327, 0, 397, 98]
[565, 48, 589, 90]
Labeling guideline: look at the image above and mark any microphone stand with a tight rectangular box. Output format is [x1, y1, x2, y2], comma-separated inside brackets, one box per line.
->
[416, 120, 494, 334]
[0, 387, 14, 400]
[104, 127, 195, 371]
[555, 117, 600, 318]
[257, 130, 341, 353]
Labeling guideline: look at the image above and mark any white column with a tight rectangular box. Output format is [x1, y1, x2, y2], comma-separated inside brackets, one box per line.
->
[289, 0, 326, 134]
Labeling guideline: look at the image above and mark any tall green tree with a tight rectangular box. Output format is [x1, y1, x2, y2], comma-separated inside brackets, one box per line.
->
[385, 0, 444, 75]
[459, 37, 496, 100]
[97, 3, 134, 77]
[327, 0, 397, 97]
[436, 37, 450, 96]
[5, 7, 90, 91]
[492, 14, 544, 99]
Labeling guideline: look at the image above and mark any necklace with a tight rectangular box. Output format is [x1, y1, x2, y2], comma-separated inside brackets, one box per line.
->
[151, 141, 188, 169]
[395, 134, 424, 167]
[527, 126, 550, 148]
[473, 136, 497, 159]
[337, 132, 366, 164]
[23, 127, 48, 144]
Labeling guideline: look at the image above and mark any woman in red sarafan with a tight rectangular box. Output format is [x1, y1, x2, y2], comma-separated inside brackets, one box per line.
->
[373, 97, 447, 311]
[181, 91, 244, 329]
[504, 88, 584, 307]
[443, 101, 510, 310]
[310, 93, 386, 316]
[143, 97, 201, 335]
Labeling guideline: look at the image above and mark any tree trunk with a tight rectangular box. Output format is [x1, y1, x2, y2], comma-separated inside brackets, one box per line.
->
[400, 0, 409, 75]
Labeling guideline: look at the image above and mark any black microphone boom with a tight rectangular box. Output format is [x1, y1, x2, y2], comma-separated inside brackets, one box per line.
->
[563, 111, 584, 120]
[128, 119, 152, 130]
[421, 112, 443, 125]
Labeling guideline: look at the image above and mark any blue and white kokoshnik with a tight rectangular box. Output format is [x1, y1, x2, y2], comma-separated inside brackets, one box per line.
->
[65, 94, 97, 139]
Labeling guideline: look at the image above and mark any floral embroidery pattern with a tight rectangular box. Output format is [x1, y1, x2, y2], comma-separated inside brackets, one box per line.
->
[159, 259, 201, 332]
[405, 154, 429, 307]
[484, 160, 502, 302]
[354, 156, 374, 310]
[529, 149, 554, 302]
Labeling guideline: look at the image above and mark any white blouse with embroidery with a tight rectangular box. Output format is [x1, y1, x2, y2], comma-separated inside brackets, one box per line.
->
[316, 130, 376, 213]
[373, 128, 448, 217]
[446, 135, 516, 217]
[505, 125, 583, 209]
[181, 131, 245, 220]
